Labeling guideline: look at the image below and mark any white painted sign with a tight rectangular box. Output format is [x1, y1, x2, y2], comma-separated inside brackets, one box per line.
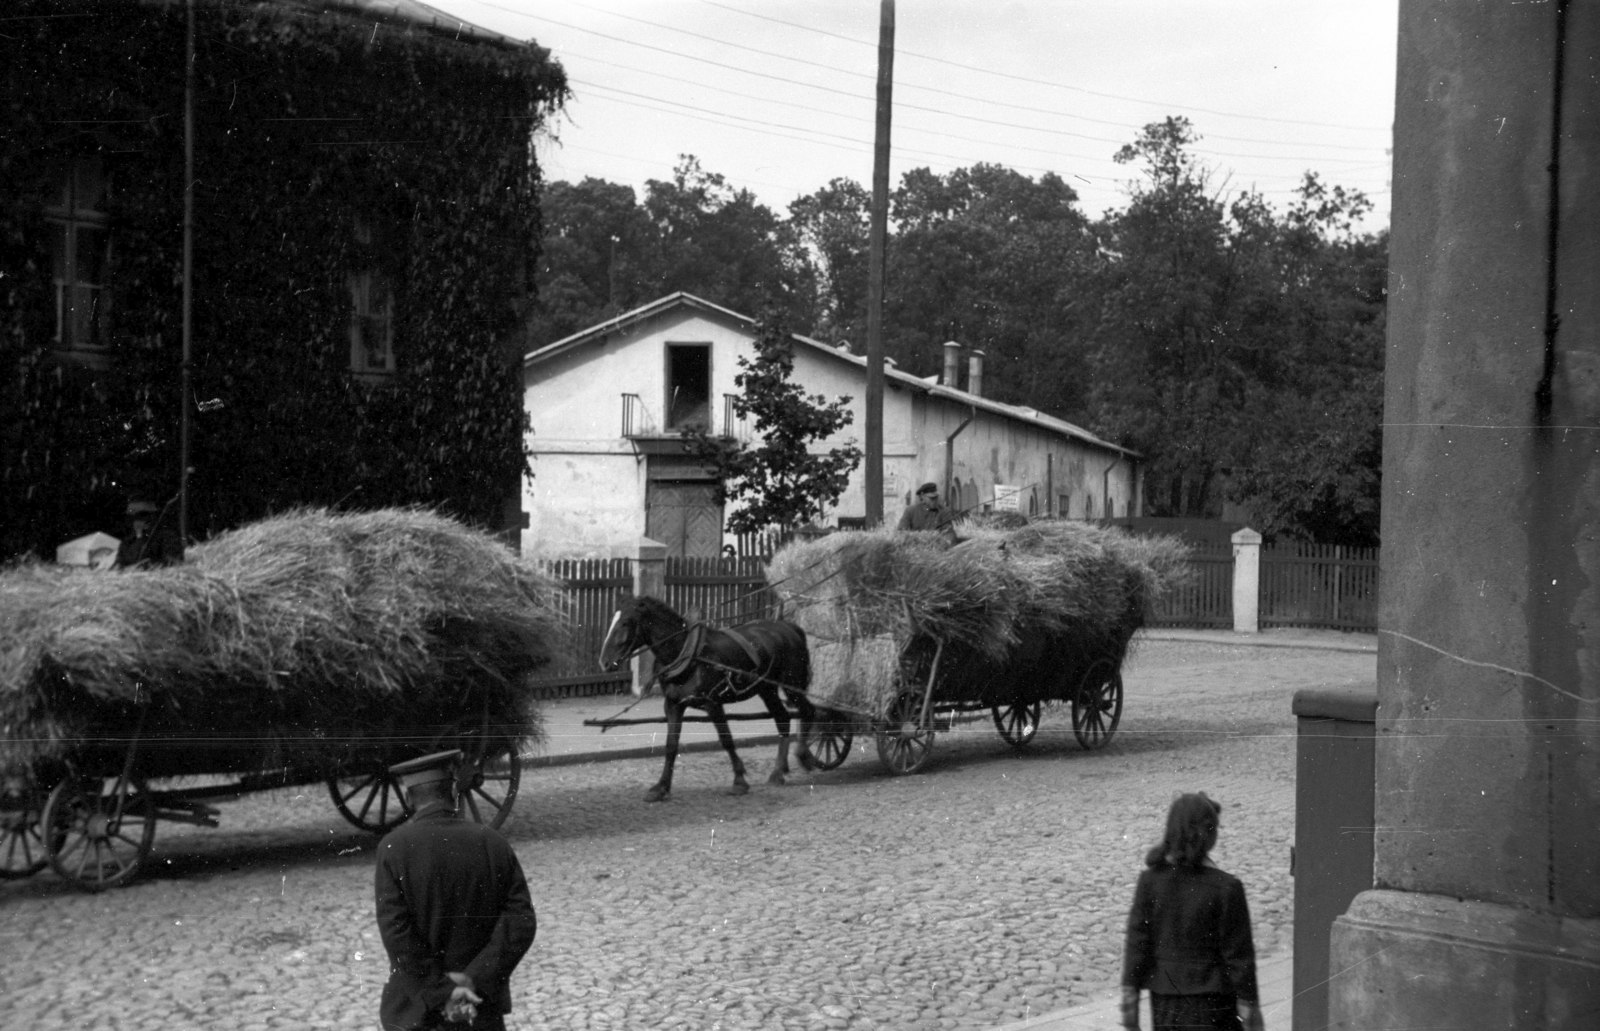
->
[993, 484, 1022, 511]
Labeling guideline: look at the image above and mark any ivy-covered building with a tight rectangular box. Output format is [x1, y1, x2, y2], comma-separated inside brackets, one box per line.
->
[0, 0, 567, 559]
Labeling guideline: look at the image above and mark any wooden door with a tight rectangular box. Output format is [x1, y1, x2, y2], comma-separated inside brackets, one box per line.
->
[645, 481, 724, 558]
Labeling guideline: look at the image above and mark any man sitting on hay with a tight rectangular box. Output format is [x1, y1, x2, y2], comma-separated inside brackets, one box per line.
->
[897, 482, 958, 543]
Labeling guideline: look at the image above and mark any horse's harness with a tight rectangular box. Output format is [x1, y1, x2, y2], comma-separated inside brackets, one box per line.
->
[652, 622, 770, 704]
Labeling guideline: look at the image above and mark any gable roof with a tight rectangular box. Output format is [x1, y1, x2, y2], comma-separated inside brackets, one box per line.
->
[525, 292, 1138, 459]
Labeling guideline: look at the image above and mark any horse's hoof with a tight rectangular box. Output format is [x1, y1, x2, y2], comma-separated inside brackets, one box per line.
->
[644, 786, 669, 803]
[767, 771, 787, 786]
[728, 782, 750, 796]
[796, 751, 817, 772]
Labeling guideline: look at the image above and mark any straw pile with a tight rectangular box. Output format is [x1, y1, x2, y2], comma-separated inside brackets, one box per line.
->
[766, 521, 1191, 715]
[0, 509, 565, 777]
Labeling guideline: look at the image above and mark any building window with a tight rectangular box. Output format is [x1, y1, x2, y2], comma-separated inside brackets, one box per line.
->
[1058, 493, 1070, 518]
[666, 343, 711, 430]
[46, 158, 110, 351]
[1028, 489, 1038, 516]
[348, 271, 395, 378]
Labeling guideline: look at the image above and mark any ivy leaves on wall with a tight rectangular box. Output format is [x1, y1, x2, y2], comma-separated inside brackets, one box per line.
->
[0, 0, 567, 558]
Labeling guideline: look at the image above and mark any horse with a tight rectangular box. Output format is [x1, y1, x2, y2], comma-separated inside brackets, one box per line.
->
[598, 595, 817, 802]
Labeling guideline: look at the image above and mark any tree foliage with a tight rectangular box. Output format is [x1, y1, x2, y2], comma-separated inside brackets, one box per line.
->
[681, 314, 861, 535]
[1084, 118, 1386, 544]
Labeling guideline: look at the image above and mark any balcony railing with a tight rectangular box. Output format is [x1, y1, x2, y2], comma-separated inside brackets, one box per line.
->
[621, 393, 658, 437]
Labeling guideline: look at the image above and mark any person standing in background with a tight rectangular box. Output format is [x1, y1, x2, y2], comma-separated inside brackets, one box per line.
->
[1121, 792, 1263, 1031]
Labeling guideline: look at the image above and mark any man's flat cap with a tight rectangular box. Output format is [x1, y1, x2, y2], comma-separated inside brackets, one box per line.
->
[389, 749, 462, 789]
[916, 482, 938, 496]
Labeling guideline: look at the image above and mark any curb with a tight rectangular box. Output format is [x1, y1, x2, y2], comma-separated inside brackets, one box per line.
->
[1138, 629, 1376, 654]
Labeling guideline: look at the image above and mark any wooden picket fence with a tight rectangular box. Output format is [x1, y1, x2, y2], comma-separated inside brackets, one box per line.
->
[531, 558, 633, 698]
[531, 537, 1377, 700]
[1146, 543, 1235, 629]
[665, 556, 778, 626]
[1260, 542, 1379, 631]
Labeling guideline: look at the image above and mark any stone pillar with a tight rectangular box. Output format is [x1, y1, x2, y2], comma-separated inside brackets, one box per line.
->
[630, 536, 667, 695]
[1230, 527, 1261, 634]
[1327, 3, 1600, 1027]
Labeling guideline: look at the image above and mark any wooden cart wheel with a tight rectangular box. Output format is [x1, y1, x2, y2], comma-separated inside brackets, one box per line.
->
[41, 776, 157, 891]
[992, 700, 1042, 747]
[328, 767, 414, 833]
[798, 710, 854, 771]
[876, 691, 936, 775]
[1072, 660, 1124, 750]
[455, 741, 520, 830]
[0, 790, 50, 879]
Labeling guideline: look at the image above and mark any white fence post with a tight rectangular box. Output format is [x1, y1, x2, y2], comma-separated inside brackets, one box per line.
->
[630, 536, 668, 694]
[1231, 527, 1262, 633]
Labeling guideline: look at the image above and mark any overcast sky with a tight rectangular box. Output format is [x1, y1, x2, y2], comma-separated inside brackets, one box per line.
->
[427, 0, 1398, 233]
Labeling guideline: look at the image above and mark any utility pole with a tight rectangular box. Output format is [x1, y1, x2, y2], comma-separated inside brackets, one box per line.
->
[864, 0, 894, 526]
[179, 0, 195, 542]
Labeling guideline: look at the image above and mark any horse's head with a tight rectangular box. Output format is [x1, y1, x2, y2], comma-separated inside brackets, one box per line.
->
[598, 595, 685, 671]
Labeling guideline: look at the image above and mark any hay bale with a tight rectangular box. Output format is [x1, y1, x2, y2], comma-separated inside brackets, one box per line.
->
[0, 509, 565, 777]
[767, 521, 1191, 715]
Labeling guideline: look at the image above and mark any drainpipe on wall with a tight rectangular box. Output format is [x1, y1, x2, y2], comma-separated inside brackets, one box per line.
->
[945, 407, 976, 505]
[1102, 454, 1121, 521]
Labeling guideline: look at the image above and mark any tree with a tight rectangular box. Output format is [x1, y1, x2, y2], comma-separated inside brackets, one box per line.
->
[681, 313, 861, 534]
[1084, 118, 1386, 544]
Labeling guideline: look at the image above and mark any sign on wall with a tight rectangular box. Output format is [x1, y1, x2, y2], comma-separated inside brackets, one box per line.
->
[993, 484, 1022, 511]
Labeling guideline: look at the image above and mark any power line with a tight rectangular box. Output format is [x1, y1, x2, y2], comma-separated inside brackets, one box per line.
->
[461, 0, 1390, 158]
[692, 0, 1392, 133]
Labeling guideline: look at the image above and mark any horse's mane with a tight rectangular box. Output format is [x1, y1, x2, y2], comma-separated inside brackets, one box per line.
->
[631, 594, 685, 626]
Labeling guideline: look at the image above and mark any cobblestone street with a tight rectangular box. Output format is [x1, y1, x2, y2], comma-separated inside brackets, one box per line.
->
[0, 638, 1374, 1031]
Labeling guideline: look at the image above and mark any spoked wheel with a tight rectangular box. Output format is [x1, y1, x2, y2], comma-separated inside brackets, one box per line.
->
[992, 700, 1042, 747]
[328, 766, 414, 833]
[41, 776, 157, 891]
[0, 789, 50, 879]
[875, 691, 936, 775]
[798, 710, 854, 771]
[1072, 659, 1124, 750]
[454, 739, 520, 830]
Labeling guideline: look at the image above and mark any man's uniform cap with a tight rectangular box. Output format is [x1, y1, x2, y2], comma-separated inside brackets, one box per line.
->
[389, 749, 462, 788]
[916, 482, 938, 496]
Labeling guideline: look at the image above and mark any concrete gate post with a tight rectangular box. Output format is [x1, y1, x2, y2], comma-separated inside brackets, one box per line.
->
[1231, 527, 1262, 634]
[630, 536, 667, 695]
[1327, 3, 1600, 1027]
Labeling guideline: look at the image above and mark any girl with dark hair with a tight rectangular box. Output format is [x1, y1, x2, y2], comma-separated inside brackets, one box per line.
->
[1120, 793, 1264, 1031]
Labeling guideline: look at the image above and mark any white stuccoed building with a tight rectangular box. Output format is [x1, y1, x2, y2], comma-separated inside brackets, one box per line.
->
[520, 293, 1141, 558]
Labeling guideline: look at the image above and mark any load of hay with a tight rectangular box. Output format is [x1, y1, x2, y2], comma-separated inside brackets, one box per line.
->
[0, 509, 566, 779]
[765, 521, 1191, 716]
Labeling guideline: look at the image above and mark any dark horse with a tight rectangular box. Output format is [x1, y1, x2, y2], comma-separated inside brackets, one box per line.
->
[599, 596, 817, 802]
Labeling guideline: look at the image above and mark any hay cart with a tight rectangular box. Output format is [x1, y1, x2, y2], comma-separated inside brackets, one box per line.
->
[0, 703, 525, 892]
[770, 522, 1189, 776]
[791, 619, 1132, 777]
[1, 509, 563, 892]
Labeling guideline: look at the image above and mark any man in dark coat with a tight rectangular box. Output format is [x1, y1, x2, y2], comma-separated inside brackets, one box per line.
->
[897, 482, 957, 541]
[375, 750, 536, 1031]
[115, 498, 185, 568]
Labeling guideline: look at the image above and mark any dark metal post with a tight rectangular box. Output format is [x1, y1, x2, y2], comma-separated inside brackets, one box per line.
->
[864, 0, 894, 526]
[179, 0, 195, 541]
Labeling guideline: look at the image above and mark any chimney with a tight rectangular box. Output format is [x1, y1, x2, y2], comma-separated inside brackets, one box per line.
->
[968, 349, 985, 398]
[942, 341, 962, 387]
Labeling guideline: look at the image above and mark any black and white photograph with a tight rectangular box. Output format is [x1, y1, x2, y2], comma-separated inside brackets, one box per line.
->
[2, 2, 1595, 1030]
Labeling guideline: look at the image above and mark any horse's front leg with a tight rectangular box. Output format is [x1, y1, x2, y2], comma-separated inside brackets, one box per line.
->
[646, 697, 686, 802]
[704, 701, 750, 795]
[758, 687, 794, 785]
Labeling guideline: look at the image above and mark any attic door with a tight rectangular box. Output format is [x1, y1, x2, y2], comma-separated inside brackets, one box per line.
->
[646, 481, 723, 559]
